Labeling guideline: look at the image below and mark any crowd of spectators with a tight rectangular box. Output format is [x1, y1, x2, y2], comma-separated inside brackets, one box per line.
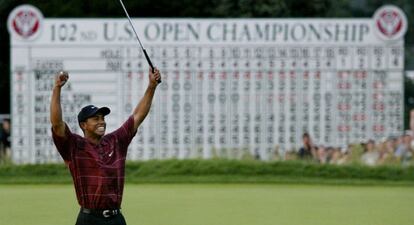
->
[284, 110, 414, 166]
[1, 110, 414, 167]
[287, 131, 414, 167]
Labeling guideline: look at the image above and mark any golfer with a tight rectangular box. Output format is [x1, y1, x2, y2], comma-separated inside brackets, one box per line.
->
[50, 68, 161, 225]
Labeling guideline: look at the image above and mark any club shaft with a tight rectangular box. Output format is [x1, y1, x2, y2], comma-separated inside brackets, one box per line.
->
[118, 0, 161, 83]
[118, 0, 145, 50]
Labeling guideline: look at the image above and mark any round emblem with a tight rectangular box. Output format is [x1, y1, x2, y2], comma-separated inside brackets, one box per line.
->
[373, 5, 407, 41]
[7, 5, 44, 41]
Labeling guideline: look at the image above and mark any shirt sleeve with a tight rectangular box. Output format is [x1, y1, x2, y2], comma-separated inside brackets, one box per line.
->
[51, 123, 75, 162]
[111, 116, 137, 151]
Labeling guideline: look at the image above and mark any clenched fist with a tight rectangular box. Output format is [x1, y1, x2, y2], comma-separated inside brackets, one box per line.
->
[55, 71, 69, 88]
[149, 68, 161, 88]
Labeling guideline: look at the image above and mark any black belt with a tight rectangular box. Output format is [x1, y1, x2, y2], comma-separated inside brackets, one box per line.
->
[81, 208, 121, 218]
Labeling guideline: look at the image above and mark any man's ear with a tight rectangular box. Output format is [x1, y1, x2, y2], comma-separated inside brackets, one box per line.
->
[79, 122, 86, 131]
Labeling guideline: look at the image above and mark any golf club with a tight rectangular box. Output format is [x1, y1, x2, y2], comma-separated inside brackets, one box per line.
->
[118, 0, 161, 83]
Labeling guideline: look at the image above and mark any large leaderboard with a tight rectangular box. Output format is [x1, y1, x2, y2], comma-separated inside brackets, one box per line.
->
[8, 5, 407, 163]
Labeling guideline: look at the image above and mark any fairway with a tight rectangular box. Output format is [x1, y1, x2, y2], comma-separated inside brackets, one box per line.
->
[0, 184, 413, 225]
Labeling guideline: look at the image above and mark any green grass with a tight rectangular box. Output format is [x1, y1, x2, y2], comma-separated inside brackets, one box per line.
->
[1, 184, 413, 225]
[1, 160, 413, 185]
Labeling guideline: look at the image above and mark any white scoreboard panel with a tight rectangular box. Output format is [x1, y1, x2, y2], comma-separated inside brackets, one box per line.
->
[8, 5, 406, 163]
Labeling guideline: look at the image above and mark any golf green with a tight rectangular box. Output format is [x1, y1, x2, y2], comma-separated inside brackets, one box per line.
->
[1, 184, 413, 225]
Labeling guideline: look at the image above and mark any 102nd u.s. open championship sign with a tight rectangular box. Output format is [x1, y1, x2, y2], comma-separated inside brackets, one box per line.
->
[8, 4, 407, 164]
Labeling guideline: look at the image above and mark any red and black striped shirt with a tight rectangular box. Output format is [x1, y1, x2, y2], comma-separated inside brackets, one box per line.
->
[52, 116, 136, 209]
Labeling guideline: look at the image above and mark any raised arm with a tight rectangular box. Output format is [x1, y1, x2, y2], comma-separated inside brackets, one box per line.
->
[132, 68, 161, 132]
[50, 71, 69, 137]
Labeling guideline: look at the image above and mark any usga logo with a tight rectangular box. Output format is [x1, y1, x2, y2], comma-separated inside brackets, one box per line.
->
[7, 4, 44, 41]
[373, 5, 407, 41]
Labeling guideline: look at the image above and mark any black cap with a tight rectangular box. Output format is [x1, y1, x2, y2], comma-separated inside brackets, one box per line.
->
[77, 105, 110, 123]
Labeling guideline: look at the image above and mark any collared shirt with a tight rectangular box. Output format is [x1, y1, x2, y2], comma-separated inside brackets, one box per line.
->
[52, 116, 136, 209]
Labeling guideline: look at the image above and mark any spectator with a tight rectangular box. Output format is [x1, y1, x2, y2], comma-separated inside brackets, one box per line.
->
[338, 146, 350, 165]
[394, 134, 413, 166]
[329, 147, 345, 165]
[0, 119, 11, 163]
[297, 132, 316, 160]
[316, 145, 328, 164]
[284, 149, 298, 161]
[337, 144, 353, 164]
[378, 137, 398, 165]
[408, 109, 414, 151]
[408, 109, 414, 136]
[361, 139, 379, 166]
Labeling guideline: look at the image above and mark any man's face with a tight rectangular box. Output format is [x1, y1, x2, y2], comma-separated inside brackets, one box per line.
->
[81, 113, 106, 137]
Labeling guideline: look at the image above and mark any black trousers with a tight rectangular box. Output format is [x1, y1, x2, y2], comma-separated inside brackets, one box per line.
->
[75, 210, 127, 225]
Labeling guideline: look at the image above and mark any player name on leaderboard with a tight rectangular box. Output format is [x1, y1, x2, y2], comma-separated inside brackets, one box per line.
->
[8, 5, 407, 163]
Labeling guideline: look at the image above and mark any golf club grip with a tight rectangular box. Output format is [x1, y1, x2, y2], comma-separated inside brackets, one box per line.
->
[143, 49, 161, 83]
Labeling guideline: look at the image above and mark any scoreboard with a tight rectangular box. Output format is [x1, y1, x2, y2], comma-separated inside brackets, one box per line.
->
[8, 5, 407, 163]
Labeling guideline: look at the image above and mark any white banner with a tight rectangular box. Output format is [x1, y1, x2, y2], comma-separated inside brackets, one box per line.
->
[8, 4, 407, 163]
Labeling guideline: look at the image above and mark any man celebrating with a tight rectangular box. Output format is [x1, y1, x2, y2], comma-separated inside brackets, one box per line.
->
[50, 68, 161, 225]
